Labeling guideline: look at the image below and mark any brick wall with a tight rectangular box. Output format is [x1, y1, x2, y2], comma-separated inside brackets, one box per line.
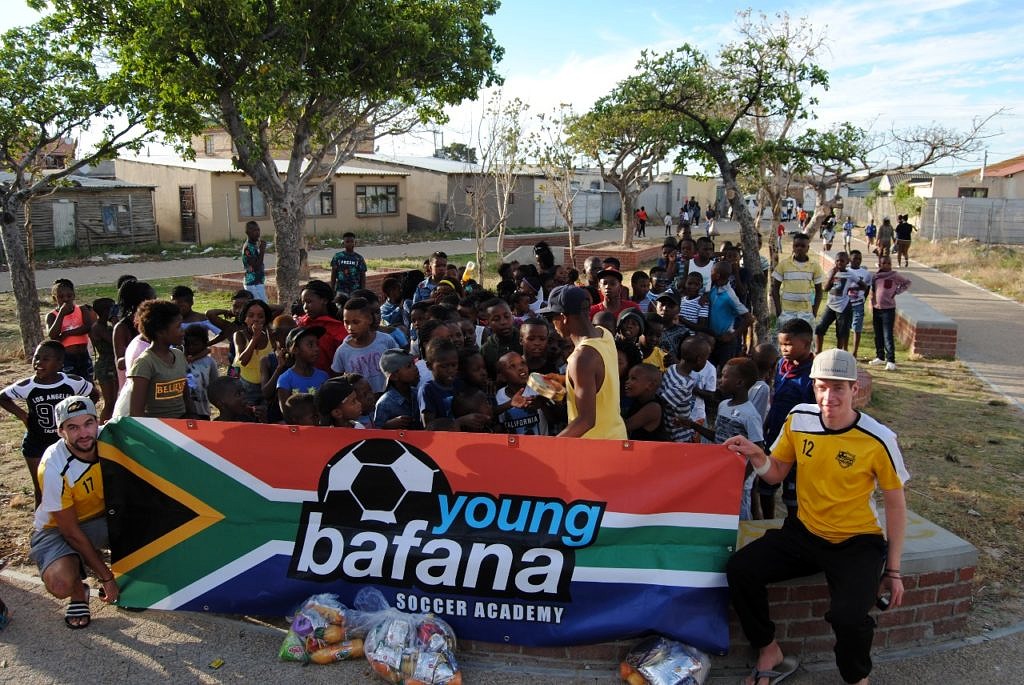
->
[458, 566, 975, 669]
[894, 315, 958, 359]
[729, 567, 974, 662]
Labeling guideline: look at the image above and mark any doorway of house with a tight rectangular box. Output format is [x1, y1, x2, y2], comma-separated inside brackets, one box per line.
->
[179, 186, 197, 242]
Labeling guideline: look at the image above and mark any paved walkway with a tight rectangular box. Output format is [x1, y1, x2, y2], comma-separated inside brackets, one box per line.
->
[842, 238, 1024, 412]
[898, 255, 1024, 412]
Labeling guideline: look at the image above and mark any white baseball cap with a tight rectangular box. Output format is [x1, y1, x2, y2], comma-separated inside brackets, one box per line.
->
[810, 349, 858, 382]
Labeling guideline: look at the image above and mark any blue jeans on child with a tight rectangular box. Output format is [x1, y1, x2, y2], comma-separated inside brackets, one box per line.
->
[873, 307, 896, 362]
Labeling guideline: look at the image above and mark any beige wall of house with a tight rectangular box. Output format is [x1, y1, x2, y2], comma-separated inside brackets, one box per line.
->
[116, 158, 408, 243]
[928, 175, 1024, 200]
[345, 158, 449, 231]
[115, 159, 215, 243]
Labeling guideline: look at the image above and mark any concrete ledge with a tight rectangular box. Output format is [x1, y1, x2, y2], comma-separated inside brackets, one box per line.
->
[462, 510, 977, 668]
[894, 294, 958, 359]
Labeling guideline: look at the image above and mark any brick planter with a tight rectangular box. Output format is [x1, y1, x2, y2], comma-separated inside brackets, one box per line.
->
[572, 241, 664, 271]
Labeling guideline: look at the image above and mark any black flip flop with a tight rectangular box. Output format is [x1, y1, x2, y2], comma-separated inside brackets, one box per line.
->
[64, 600, 91, 629]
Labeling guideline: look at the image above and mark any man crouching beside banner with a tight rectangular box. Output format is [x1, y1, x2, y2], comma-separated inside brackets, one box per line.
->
[29, 396, 119, 628]
[723, 349, 908, 685]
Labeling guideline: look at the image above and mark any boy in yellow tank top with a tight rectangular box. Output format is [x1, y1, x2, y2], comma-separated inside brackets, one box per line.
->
[540, 286, 627, 440]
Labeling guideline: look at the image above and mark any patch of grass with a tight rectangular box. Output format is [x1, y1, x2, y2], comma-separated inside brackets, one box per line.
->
[909, 239, 1024, 303]
[0, 278, 237, 361]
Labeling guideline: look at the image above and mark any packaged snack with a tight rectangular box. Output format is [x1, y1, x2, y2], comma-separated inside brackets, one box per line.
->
[619, 636, 711, 685]
[358, 589, 461, 685]
[278, 593, 368, 664]
[527, 372, 566, 402]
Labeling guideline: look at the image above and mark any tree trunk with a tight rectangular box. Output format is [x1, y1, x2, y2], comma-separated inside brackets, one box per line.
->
[719, 166, 770, 345]
[476, 222, 487, 289]
[496, 220, 506, 257]
[565, 208, 576, 270]
[619, 190, 635, 248]
[0, 201, 44, 356]
[269, 193, 305, 307]
[806, 187, 842, 238]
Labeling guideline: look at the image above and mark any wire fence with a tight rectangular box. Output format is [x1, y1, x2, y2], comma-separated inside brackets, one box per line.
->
[841, 196, 1024, 245]
[919, 198, 1024, 244]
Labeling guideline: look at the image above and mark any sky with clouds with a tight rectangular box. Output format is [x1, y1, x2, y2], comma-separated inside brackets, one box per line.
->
[4, 0, 1021, 173]
[391, 0, 1024, 174]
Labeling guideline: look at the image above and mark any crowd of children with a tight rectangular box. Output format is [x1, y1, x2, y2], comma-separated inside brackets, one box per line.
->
[2, 227, 911, 522]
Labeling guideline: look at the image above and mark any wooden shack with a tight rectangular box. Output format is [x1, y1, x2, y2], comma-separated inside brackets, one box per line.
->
[6, 174, 157, 252]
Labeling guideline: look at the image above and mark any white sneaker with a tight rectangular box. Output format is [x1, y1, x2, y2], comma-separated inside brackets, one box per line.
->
[868, 358, 885, 366]
[885, 362, 897, 371]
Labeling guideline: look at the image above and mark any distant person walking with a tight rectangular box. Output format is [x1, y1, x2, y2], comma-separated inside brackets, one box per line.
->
[894, 215, 916, 268]
[636, 206, 648, 237]
[875, 218, 894, 266]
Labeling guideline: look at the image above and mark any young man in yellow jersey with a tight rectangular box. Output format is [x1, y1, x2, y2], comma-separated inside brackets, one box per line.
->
[724, 349, 908, 685]
[29, 396, 119, 628]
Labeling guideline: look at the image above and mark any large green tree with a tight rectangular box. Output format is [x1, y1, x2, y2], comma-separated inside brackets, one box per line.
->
[0, 17, 158, 355]
[566, 99, 672, 249]
[617, 35, 827, 340]
[45, 0, 503, 304]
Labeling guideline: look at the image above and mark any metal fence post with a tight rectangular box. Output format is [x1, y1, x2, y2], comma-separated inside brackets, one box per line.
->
[956, 201, 963, 241]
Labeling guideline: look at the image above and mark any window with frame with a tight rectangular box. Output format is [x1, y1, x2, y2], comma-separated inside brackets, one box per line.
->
[238, 184, 267, 218]
[355, 184, 398, 215]
[590, 180, 601, 190]
[204, 135, 215, 155]
[305, 184, 335, 216]
[957, 187, 988, 198]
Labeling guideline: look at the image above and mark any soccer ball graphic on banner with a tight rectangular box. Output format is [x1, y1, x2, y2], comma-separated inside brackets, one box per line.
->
[318, 439, 450, 525]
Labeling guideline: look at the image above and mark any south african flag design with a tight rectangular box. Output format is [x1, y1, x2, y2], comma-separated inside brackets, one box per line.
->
[98, 417, 743, 653]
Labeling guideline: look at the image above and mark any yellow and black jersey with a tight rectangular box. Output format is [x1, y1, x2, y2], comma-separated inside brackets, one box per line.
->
[33, 440, 105, 531]
[771, 404, 909, 543]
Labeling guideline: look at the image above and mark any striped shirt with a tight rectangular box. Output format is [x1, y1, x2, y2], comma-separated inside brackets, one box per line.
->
[658, 365, 696, 442]
[679, 296, 709, 329]
[773, 257, 824, 314]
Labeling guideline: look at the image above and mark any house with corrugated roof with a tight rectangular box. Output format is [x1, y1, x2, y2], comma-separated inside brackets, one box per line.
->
[115, 155, 408, 244]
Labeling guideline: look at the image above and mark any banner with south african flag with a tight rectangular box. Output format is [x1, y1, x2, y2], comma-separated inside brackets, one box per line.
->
[98, 417, 744, 653]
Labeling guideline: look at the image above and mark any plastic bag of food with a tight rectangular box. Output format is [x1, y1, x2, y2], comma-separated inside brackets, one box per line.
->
[619, 636, 711, 685]
[357, 589, 461, 685]
[278, 593, 366, 664]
